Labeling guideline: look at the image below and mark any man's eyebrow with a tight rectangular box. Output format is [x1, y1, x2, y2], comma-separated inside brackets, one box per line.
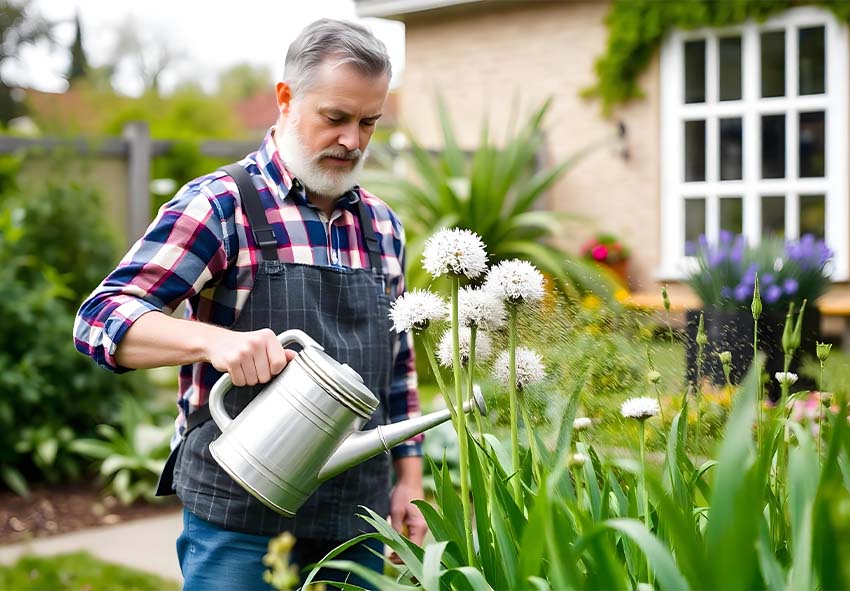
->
[320, 108, 382, 120]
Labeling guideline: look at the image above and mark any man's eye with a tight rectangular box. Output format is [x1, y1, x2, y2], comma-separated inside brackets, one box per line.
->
[326, 116, 343, 124]
[361, 120, 377, 127]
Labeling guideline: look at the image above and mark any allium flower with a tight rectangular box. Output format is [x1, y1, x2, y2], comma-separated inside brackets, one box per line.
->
[492, 347, 546, 390]
[422, 228, 488, 279]
[437, 327, 492, 367]
[816, 341, 832, 361]
[775, 372, 799, 386]
[620, 396, 661, 421]
[389, 289, 447, 333]
[458, 287, 506, 331]
[568, 453, 588, 468]
[573, 417, 592, 432]
[483, 259, 545, 305]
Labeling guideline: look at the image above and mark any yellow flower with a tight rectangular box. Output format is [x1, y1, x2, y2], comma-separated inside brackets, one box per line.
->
[615, 288, 630, 302]
[583, 294, 602, 310]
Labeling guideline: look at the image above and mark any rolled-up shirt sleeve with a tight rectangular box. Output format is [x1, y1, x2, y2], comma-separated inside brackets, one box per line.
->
[73, 185, 229, 372]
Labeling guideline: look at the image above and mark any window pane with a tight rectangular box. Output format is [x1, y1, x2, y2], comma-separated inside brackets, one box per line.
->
[761, 114, 786, 179]
[719, 117, 743, 180]
[720, 197, 743, 234]
[761, 30, 786, 98]
[685, 40, 706, 104]
[762, 195, 785, 239]
[719, 36, 742, 101]
[800, 194, 825, 239]
[799, 26, 826, 95]
[685, 198, 706, 255]
[685, 120, 706, 182]
[799, 111, 825, 178]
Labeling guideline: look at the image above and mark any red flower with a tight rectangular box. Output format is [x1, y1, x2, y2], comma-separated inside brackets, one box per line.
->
[591, 244, 609, 261]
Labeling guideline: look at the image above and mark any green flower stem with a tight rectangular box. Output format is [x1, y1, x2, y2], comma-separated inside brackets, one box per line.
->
[639, 420, 651, 582]
[818, 360, 825, 463]
[451, 277, 476, 565]
[508, 305, 521, 502]
[573, 463, 584, 510]
[653, 383, 666, 426]
[467, 326, 485, 440]
[695, 344, 704, 449]
[754, 317, 761, 452]
[519, 393, 542, 483]
[421, 331, 457, 424]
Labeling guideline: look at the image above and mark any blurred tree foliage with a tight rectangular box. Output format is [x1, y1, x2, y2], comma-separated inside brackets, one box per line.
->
[0, 0, 52, 124]
[0, 156, 148, 494]
[585, 0, 850, 115]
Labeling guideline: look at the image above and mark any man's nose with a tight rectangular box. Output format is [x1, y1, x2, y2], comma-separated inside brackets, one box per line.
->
[338, 123, 359, 152]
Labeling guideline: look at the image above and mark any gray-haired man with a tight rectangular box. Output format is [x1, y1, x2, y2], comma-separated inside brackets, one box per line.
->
[74, 18, 426, 590]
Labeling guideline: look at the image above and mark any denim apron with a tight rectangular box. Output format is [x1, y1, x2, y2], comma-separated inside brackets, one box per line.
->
[164, 164, 394, 540]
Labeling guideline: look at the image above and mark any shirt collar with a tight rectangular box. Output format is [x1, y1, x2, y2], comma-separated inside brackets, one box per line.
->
[255, 126, 361, 211]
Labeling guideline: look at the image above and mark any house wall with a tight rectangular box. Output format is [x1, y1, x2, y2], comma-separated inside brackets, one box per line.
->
[399, 0, 662, 291]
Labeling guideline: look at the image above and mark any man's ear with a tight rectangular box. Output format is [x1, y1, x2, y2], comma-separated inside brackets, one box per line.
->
[275, 82, 293, 116]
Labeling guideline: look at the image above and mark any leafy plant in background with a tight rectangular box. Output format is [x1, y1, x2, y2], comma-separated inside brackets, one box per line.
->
[365, 98, 619, 301]
[70, 395, 173, 504]
[686, 231, 832, 313]
[0, 156, 148, 494]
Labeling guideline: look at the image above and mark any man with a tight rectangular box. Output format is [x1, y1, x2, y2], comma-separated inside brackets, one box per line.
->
[74, 19, 426, 590]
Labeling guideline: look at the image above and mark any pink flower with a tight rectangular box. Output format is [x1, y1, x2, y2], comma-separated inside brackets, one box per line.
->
[591, 244, 609, 261]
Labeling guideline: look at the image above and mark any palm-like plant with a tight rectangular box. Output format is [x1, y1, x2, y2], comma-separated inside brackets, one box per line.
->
[367, 98, 620, 299]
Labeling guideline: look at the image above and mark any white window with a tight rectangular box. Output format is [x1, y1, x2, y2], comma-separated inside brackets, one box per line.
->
[659, 6, 848, 279]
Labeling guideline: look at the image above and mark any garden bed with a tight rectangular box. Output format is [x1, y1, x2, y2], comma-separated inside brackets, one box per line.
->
[0, 482, 180, 545]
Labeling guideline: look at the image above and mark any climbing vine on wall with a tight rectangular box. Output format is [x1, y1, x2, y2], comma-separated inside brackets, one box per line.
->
[583, 0, 850, 115]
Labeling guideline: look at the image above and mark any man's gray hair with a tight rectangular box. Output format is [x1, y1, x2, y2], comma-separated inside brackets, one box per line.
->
[284, 19, 392, 97]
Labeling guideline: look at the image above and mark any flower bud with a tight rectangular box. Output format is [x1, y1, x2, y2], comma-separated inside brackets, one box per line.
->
[662, 285, 671, 313]
[781, 302, 795, 354]
[568, 453, 588, 468]
[718, 351, 732, 366]
[646, 369, 662, 384]
[573, 417, 592, 432]
[751, 274, 762, 321]
[816, 341, 832, 361]
[790, 299, 807, 352]
[696, 312, 708, 347]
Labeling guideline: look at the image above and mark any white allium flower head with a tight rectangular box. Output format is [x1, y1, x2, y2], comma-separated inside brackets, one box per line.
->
[620, 396, 661, 421]
[388, 289, 447, 333]
[422, 228, 488, 279]
[568, 453, 588, 468]
[458, 287, 506, 331]
[437, 327, 492, 367]
[492, 347, 546, 390]
[483, 259, 545, 305]
[573, 417, 592, 432]
[775, 372, 799, 386]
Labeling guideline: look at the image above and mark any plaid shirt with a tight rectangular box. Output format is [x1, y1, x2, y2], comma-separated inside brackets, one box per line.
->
[74, 128, 422, 458]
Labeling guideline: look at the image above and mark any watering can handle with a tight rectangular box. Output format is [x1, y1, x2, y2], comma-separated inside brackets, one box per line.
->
[208, 329, 323, 432]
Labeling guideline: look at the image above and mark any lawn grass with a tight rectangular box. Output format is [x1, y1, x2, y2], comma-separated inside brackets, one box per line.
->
[0, 552, 180, 591]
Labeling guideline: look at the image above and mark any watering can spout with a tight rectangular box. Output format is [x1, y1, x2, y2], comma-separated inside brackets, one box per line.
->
[318, 387, 488, 482]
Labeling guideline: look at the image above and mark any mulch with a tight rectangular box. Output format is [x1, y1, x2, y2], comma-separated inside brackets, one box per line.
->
[0, 481, 181, 546]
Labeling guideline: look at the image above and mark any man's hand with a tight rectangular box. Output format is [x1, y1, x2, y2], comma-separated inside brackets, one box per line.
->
[205, 327, 297, 386]
[389, 456, 427, 562]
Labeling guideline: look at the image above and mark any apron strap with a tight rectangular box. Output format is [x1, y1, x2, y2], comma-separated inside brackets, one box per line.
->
[355, 196, 383, 274]
[221, 163, 279, 262]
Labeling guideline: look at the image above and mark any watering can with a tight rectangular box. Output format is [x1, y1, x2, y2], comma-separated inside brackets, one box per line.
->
[208, 329, 487, 516]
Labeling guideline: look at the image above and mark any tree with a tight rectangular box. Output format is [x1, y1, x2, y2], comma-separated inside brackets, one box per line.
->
[66, 12, 88, 83]
[0, 0, 52, 123]
[110, 15, 183, 96]
[217, 63, 273, 101]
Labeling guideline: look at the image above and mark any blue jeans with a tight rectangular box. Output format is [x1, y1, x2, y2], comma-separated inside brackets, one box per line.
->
[177, 509, 385, 590]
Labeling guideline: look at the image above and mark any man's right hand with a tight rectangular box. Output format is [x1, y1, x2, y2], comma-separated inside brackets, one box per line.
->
[205, 328, 297, 386]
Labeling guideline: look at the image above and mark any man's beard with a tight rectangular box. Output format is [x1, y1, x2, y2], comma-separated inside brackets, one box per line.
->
[277, 118, 365, 199]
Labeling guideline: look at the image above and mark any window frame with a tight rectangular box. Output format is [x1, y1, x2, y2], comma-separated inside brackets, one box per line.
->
[659, 6, 848, 280]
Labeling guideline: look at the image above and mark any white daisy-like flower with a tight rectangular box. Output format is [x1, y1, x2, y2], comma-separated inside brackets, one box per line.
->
[775, 372, 799, 386]
[421, 228, 488, 279]
[458, 287, 506, 331]
[437, 327, 492, 367]
[388, 289, 447, 333]
[620, 396, 661, 421]
[573, 417, 592, 432]
[492, 347, 546, 390]
[483, 259, 545, 305]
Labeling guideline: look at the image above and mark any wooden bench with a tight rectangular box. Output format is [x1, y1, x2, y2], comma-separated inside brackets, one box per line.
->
[624, 288, 850, 348]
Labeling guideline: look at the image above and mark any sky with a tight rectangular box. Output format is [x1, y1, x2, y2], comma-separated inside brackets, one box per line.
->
[12, 0, 405, 95]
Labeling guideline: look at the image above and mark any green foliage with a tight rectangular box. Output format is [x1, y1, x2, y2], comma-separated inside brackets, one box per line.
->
[0, 157, 147, 492]
[365, 98, 617, 300]
[585, 0, 850, 114]
[0, 551, 180, 590]
[70, 396, 173, 504]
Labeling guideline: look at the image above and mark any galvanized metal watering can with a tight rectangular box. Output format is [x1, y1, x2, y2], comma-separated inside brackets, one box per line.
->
[208, 329, 487, 516]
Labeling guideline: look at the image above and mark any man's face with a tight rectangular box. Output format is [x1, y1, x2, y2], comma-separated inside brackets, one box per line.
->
[277, 60, 389, 198]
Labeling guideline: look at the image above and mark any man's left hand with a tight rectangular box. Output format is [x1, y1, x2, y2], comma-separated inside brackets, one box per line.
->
[390, 456, 428, 550]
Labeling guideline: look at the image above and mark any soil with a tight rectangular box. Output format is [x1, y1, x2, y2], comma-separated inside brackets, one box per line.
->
[0, 481, 181, 546]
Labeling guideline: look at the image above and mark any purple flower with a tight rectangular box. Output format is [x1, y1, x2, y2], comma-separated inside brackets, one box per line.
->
[761, 273, 774, 285]
[734, 283, 752, 302]
[720, 286, 733, 299]
[764, 284, 782, 304]
[742, 263, 759, 286]
[783, 278, 799, 295]
[707, 248, 725, 267]
[719, 230, 734, 245]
